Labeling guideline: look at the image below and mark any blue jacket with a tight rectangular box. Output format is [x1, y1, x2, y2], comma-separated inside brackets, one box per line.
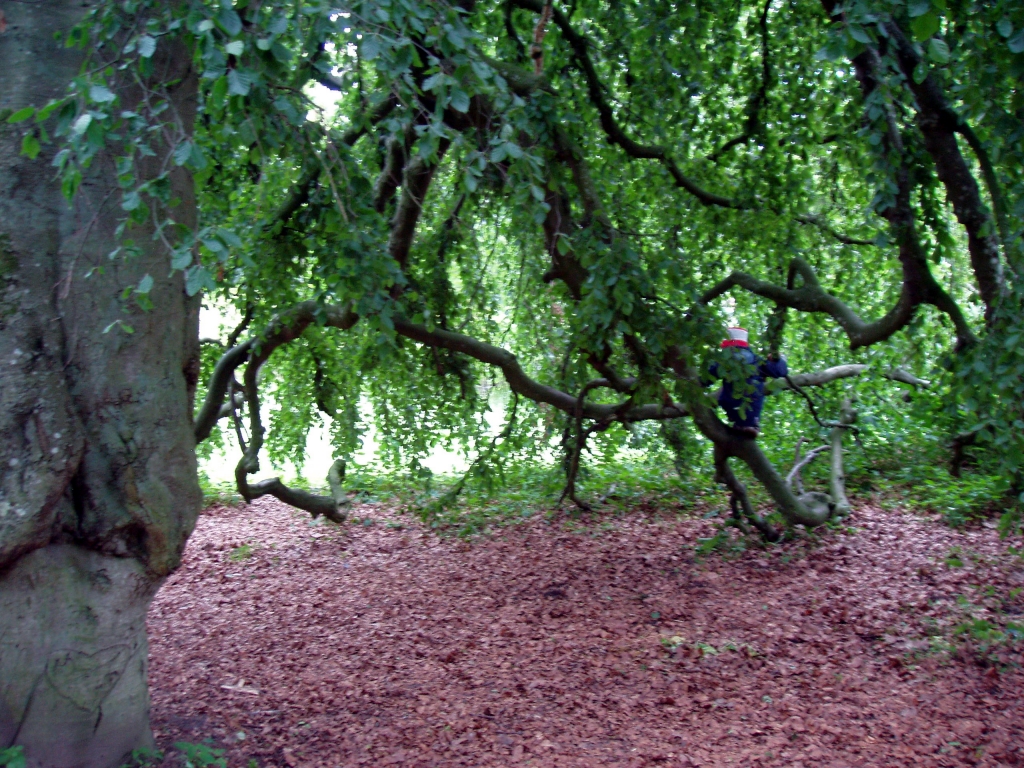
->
[707, 344, 788, 430]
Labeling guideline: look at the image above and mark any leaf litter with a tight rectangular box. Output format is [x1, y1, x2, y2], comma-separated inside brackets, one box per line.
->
[148, 499, 1024, 767]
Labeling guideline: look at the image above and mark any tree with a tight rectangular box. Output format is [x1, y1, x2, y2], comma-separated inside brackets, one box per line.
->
[2, 0, 1023, 762]
[0, 3, 200, 764]
[182, 0, 1022, 533]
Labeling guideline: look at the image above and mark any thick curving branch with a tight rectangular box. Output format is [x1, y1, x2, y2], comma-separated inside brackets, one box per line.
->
[245, 461, 350, 523]
[665, 347, 838, 528]
[880, 20, 1005, 317]
[235, 342, 351, 523]
[700, 256, 976, 350]
[793, 213, 878, 247]
[956, 123, 1013, 265]
[512, 0, 739, 208]
[700, 259, 913, 350]
[509, 0, 883, 251]
[388, 141, 451, 270]
[373, 133, 410, 213]
[391, 316, 686, 422]
[195, 339, 256, 443]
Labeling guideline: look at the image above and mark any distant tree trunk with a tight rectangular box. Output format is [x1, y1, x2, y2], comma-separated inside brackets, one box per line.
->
[0, 4, 200, 766]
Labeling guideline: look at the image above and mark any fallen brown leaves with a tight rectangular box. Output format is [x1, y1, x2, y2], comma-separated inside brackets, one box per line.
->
[148, 501, 1024, 767]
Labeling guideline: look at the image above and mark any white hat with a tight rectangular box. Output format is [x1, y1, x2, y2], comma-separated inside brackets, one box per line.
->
[726, 327, 748, 342]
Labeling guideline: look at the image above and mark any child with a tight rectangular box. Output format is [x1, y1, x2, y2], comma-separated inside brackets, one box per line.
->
[707, 327, 788, 437]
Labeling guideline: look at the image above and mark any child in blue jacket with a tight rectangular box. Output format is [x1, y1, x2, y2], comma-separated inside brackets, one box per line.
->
[706, 327, 788, 437]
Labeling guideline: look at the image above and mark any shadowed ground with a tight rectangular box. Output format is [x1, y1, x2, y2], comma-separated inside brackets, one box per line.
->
[149, 499, 1024, 767]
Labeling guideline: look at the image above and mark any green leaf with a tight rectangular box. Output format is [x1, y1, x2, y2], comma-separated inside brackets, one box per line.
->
[218, 8, 243, 37]
[185, 265, 214, 296]
[136, 274, 154, 294]
[71, 113, 93, 137]
[173, 140, 193, 166]
[268, 15, 289, 35]
[848, 24, 871, 44]
[361, 36, 382, 61]
[271, 42, 293, 64]
[907, 0, 932, 17]
[21, 133, 41, 160]
[217, 228, 242, 248]
[89, 84, 116, 104]
[138, 35, 157, 58]
[928, 38, 950, 64]
[1009, 30, 1024, 54]
[210, 76, 229, 110]
[227, 69, 252, 97]
[7, 106, 35, 124]
[187, 142, 208, 171]
[489, 144, 507, 163]
[0, 745, 27, 768]
[35, 100, 62, 122]
[121, 189, 143, 211]
[170, 248, 193, 270]
[225, 40, 244, 56]
[997, 18, 1013, 38]
[910, 11, 940, 42]
[449, 88, 470, 113]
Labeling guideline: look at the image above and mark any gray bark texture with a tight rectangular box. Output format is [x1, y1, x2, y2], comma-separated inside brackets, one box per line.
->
[0, 3, 201, 765]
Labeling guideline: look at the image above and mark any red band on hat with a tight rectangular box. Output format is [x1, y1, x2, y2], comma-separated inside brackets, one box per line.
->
[720, 339, 750, 348]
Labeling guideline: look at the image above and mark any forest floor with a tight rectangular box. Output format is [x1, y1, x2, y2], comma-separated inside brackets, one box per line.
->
[148, 498, 1024, 768]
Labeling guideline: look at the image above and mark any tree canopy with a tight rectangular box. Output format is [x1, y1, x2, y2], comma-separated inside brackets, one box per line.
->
[24, 0, 1024, 536]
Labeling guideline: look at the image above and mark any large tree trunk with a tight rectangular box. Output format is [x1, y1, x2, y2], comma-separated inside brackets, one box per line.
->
[0, 3, 200, 765]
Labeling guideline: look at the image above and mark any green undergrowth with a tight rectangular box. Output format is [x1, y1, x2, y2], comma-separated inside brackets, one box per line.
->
[341, 458, 722, 536]
[199, 447, 1022, 540]
[198, 470, 244, 507]
[860, 463, 1021, 534]
[0, 746, 25, 768]
[115, 742, 227, 768]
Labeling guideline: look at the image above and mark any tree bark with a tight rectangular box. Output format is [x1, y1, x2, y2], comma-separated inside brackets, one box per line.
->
[0, 4, 200, 765]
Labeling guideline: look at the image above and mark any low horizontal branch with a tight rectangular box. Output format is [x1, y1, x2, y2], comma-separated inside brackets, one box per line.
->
[766, 364, 868, 394]
[883, 367, 930, 388]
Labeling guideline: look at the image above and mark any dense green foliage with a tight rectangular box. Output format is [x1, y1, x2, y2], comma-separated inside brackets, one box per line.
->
[16, 0, 1024, 533]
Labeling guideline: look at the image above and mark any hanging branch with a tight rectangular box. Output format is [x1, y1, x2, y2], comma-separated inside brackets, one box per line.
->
[428, 392, 521, 512]
[504, 0, 527, 62]
[708, 0, 773, 163]
[530, 0, 553, 74]
[560, 379, 615, 511]
[233, 344, 350, 522]
[713, 444, 780, 542]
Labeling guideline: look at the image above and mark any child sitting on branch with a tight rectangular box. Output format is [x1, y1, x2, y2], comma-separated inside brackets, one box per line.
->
[706, 327, 788, 438]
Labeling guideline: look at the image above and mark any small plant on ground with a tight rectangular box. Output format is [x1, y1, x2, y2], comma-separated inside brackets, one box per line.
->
[174, 742, 227, 768]
[228, 543, 256, 561]
[0, 746, 25, 768]
[119, 748, 163, 768]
